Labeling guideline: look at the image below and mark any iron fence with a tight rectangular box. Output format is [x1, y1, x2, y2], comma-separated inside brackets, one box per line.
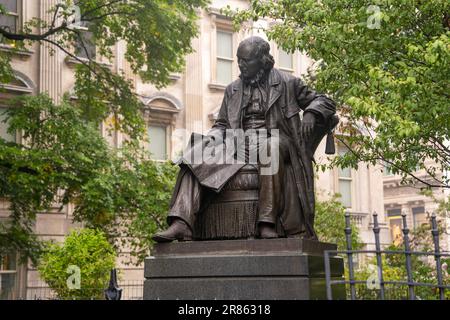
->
[1, 279, 143, 300]
[324, 211, 450, 300]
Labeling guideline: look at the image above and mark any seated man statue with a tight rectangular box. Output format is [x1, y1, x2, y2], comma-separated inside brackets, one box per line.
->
[152, 36, 337, 243]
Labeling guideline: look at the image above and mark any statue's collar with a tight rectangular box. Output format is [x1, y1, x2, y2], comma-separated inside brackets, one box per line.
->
[268, 68, 281, 86]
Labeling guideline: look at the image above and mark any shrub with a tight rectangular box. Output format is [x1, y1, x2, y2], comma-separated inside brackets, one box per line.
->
[315, 194, 363, 251]
[37, 228, 116, 300]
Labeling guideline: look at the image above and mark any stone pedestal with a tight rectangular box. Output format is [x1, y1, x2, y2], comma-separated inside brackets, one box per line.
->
[144, 238, 346, 300]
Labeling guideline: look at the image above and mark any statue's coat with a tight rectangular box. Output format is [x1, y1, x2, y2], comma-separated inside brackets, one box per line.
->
[175, 68, 336, 238]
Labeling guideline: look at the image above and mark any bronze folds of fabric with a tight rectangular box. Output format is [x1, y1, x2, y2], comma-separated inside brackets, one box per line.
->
[194, 165, 259, 240]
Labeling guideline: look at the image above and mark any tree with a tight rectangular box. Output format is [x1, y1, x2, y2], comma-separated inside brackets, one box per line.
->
[37, 228, 116, 300]
[315, 194, 362, 251]
[1, 0, 209, 136]
[229, 0, 449, 192]
[0, 94, 179, 264]
[0, 0, 208, 263]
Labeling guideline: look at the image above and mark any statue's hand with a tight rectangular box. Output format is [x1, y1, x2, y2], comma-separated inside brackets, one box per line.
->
[300, 112, 316, 140]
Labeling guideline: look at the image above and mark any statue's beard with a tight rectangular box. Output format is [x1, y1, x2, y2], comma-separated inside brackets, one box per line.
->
[240, 68, 269, 87]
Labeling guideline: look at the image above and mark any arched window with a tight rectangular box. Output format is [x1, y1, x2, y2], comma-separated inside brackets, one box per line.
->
[142, 94, 182, 161]
[0, 71, 35, 142]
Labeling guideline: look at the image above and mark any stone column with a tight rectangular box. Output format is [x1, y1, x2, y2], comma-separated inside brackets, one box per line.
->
[184, 20, 203, 137]
[39, 0, 62, 103]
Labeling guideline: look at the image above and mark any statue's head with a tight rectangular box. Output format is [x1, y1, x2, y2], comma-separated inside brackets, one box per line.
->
[237, 36, 274, 81]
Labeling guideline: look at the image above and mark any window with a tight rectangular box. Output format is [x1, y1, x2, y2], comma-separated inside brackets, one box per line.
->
[278, 48, 293, 72]
[386, 208, 401, 217]
[0, 107, 15, 142]
[148, 125, 167, 160]
[0, 252, 17, 299]
[382, 162, 393, 176]
[216, 30, 233, 85]
[0, 0, 18, 45]
[389, 216, 403, 246]
[337, 146, 352, 208]
[74, 28, 96, 60]
[412, 206, 426, 228]
[386, 208, 402, 245]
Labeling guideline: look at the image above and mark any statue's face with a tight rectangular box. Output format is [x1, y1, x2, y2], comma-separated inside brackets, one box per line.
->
[237, 42, 263, 80]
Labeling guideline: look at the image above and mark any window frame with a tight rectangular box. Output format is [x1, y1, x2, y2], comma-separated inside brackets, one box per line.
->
[215, 29, 234, 86]
[382, 161, 394, 176]
[338, 174, 353, 209]
[72, 24, 97, 61]
[0, 251, 20, 299]
[0, 0, 20, 46]
[0, 106, 17, 142]
[147, 123, 169, 161]
[209, 12, 237, 90]
[412, 206, 426, 229]
[388, 215, 403, 245]
[336, 145, 354, 209]
[0, 73, 34, 144]
[277, 47, 295, 73]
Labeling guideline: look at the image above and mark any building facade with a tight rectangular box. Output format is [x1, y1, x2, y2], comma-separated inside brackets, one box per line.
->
[0, 0, 391, 299]
[383, 161, 449, 250]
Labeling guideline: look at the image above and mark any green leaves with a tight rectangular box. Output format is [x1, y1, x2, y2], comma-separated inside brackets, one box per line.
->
[315, 194, 363, 251]
[73, 64, 145, 140]
[37, 228, 116, 300]
[0, 0, 208, 264]
[0, 94, 178, 264]
[1, 0, 209, 143]
[64, 0, 209, 88]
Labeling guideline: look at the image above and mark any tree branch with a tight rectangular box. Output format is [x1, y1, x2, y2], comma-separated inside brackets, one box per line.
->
[0, 23, 68, 41]
[80, 0, 128, 19]
[335, 135, 449, 189]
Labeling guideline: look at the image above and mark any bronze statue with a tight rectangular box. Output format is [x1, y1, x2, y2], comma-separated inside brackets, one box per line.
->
[152, 36, 338, 243]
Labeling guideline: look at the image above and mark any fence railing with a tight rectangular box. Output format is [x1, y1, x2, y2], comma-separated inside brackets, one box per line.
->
[1, 279, 143, 300]
[324, 211, 450, 300]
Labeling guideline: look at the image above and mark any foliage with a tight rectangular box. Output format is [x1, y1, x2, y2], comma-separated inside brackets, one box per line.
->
[315, 194, 363, 251]
[37, 228, 116, 300]
[229, 0, 450, 191]
[0, 0, 209, 138]
[73, 143, 179, 265]
[0, 0, 206, 263]
[0, 94, 111, 263]
[352, 218, 450, 300]
[0, 94, 178, 264]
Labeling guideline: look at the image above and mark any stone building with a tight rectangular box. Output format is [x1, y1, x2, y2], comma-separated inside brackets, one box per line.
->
[0, 0, 391, 299]
[383, 161, 449, 250]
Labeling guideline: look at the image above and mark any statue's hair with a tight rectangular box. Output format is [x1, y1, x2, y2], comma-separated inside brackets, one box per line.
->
[238, 36, 275, 71]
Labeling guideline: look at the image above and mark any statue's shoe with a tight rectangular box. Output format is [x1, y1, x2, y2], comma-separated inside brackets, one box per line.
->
[258, 224, 278, 239]
[152, 220, 193, 243]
